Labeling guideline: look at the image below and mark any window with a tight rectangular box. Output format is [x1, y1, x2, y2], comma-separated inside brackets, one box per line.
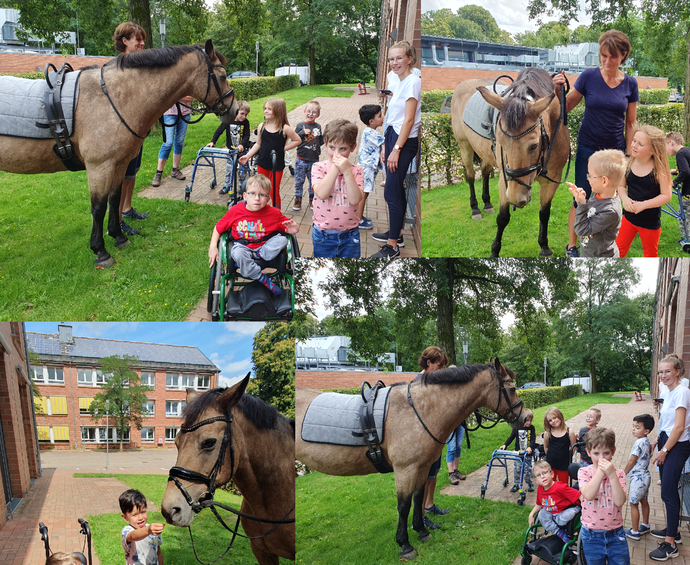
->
[49, 396, 67, 415]
[165, 401, 185, 417]
[82, 427, 98, 443]
[47, 367, 64, 384]
[34, 396, 48, 415]
[180, 375, 196, 389]
[96, 370, 109, 386]
[79, 398, 93, 415]
[165, 428, 179, 442]
[37, 425, 69, 443]
[82, 426, 129, 444]
[141, 427, 155, 443]
[53, 425, 70, 441]
[143, 400, 155, 417]
[197, 375, 211, 390]
[141, 372, 154, 387]
[166, 373, 179, 389]
[78, 368, 94, 386]
[30, 365, 44, 383]
[37, 425, 50, 441]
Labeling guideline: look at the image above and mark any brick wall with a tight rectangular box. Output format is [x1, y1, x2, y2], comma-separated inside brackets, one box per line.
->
[0, 53, 113, 75]
[296, 370, 417, 390]
[422, 66, 668, 92]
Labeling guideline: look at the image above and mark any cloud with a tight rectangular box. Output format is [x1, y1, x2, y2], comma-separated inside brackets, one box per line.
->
[216, 322, 265, 342]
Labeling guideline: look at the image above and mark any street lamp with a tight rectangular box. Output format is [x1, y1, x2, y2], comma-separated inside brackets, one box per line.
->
[462, 339, 469, 365]
[544, 356, 547, 384]
[160, 17, 166, 48]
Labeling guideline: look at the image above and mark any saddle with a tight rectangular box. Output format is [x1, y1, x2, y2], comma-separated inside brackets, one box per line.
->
[462, 85, 508, 142]
[352, 380, 393, 474]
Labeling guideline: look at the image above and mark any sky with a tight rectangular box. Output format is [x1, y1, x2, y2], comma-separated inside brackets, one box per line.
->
[421, 0, 592, 36]
[24, 322, 265, 388]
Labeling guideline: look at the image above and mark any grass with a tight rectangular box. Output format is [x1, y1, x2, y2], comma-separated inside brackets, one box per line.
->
[77, 473, 291, 564]
[0, 84, 351, 320]
[421, 156, 687, 257]
[297, 392, 631, 564]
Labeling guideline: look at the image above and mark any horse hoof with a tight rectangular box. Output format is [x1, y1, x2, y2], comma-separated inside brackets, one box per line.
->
[540, 248, 553, 257]
[418, 530, 432, 542]
[399, 549, 418, 560]
[483, 206, 495, 214]
[95, 256, 115, 268]
[471, 213, 483, 221]
[115, 236, 131, 249]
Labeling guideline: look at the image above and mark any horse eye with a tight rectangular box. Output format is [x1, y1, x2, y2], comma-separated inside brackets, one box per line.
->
[201, 438, 217, 450]
[529, 144, 538, 152]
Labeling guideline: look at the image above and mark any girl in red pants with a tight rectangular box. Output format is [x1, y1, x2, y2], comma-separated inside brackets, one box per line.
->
[616, 124, 672, 256]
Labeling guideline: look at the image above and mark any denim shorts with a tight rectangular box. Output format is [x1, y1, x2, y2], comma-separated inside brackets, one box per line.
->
[579, 526, 629, 565]
[312, 226, 360, 258]
[628, 471, 650, 504]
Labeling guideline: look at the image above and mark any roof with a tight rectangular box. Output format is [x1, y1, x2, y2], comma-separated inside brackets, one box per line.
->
[27, 332, 219, 371]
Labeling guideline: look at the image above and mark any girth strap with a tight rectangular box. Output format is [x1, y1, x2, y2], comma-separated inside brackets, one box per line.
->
[43, 63, 85, 171]
[356, 380, 393, 474]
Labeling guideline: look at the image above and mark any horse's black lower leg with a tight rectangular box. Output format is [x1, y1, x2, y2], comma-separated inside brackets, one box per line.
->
[538, 203, 553, 256]
[490, 203, 511, 257]
[482, 170, 494, 213]
[108, 184, 130, 250]
[465, 167, 481, 220]
[396, 493, 416, 559]
[411, 486, 430, 542]
[90, 193, 114, 267]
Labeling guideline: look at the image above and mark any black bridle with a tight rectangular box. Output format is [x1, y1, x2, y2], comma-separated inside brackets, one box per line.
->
[100, 46, 235, 139]
[406, 366, 524, 444]
[167, 414, 295, 565]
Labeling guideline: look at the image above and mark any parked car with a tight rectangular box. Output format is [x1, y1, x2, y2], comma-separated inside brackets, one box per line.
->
[440, 94, 452, 114]
[230, 70, 258, 79]
[670, 92, 684, 103]
[518, 382, 547, 389]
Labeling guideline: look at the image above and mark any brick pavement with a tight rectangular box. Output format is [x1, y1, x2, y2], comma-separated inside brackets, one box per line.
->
[0, 449, 177, 565]
[439, 395, 690, 565]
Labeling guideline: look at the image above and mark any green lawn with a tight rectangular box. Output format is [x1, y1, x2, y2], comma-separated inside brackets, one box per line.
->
[421, 158, 687, 257]
[77, 473, 291, 564]
[0, 84, 351, 320]
[297, 392, 631, 564]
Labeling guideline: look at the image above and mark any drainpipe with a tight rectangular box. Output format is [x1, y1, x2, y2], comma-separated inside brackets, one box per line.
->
[664, 275, 681, 308]
[68, 361, 79, 449]
[23, 323, 42, 478]
[431, 43, 443, 66]
[443, 44, 449, 65]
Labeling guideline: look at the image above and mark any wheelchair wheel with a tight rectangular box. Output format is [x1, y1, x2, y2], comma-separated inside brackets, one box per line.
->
[683, 242, 690, 254]
[210, 178, 217, 190]
[207, 262, 217, 313]
[521, 555, 531, 565]
[208, 254, 223, 320]
[503, 477, 510, 488]
[480, 486, 486, 499]
[576, 534, 585, 565]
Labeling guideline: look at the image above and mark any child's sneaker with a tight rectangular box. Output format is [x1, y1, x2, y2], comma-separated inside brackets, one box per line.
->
[258, 273, 281, 295]
[639, 524, 651, 536]
[510, 484, 519, 493]
[626, 528, 641, 541]
[292, 197, 302, 211]
[219, 185, 230, 195]
[556, 529, 570, 543]
[423, 515, 441, 530]
[309, 197, 313, 210]
[527, 483, 534, 492]
[359, 217, 373, 229]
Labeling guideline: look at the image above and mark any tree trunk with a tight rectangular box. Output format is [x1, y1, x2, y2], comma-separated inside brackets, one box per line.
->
[309, 46, 316, 85]
[685, 39, 690, 141]
[128, 0, 153, 50]
[436, 259, 457, 365]
[590, 358, 597, 394]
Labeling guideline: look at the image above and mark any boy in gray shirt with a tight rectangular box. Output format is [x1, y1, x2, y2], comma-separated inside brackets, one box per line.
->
[567, 149, 626, 257]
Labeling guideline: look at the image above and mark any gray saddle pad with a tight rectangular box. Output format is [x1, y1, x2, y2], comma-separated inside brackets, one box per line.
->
[462, 84, 508, 140]
[0, 71, 81, 139]
[301, 388, 391, 446]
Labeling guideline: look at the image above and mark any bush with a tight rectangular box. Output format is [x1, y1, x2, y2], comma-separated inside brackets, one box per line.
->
[422, 90, 453, 113]
[638, 89, 671, 105]
[228, 74, 300, 101]
[322, 387, 360, 394]
[516, 384, 582, 410]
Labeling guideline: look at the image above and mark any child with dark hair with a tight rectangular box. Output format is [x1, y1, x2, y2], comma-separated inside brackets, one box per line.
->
[666, 132, 690, 241]
[119, 489, 165, 565]
[206, 100, 252, 195]
[46, 553, 83, 565]
[357, 104, 385, 230]
[624, 413, 654, 540]
[500, 408, 536, 492]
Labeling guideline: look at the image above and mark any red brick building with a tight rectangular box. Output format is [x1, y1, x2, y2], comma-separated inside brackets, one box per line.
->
[0, 53, 112, 75]
[28, 325, 219, 450]
[0, 323, 40, 529]
[296, 370, 414, 390]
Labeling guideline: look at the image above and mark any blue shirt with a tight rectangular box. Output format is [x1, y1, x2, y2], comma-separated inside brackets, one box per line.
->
[628, 437, 651, 477]
[574, 67, 638, 151]
[358, 127, 385, 170]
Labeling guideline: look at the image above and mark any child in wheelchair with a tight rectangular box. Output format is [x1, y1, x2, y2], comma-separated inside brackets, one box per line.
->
[208, 175, 299, 295]
[529, 460, 581, 544]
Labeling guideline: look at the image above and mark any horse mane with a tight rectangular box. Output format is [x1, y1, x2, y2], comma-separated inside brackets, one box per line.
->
[420, 363, 496, 386]
[182, 387, 289, 431]
[502, 67, 555, 132]
[115, 44, 227, 70]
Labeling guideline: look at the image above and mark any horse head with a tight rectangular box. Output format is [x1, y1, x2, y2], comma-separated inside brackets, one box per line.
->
[478, 84, 558, 209]
[490, 357, 525, 426]
[161, 373, 250, 527]
[194, 39, 238, 123]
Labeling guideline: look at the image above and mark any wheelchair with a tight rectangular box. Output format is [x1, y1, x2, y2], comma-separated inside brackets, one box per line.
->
[39, 519, 92, 565]
[207, 231, 299, 321]
[520, 462, 586, 565]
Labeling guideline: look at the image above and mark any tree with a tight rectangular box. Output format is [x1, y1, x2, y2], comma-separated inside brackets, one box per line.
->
[249, 322, 295, 419]
[456, 5, 503, 42]
[421, 9, 456, 37]
[88, 355, 151, 452]
[514, 21, 572, 49]
[526, 0, 690, 138]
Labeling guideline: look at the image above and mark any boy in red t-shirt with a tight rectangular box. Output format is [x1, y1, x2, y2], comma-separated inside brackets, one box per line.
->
[208, 175, 299, 294]
[529, 460, 581, 543]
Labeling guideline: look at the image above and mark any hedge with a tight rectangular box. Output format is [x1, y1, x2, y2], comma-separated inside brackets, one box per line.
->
[422, 90, 453, 113]
[421, 104, 686, 189]
[638, 89, 671, 105]
[516, 384, 583, 410]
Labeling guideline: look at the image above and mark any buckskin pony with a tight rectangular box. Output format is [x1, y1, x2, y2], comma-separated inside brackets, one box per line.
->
[0, 40, 237, 268]
[296, 359, 525, 560]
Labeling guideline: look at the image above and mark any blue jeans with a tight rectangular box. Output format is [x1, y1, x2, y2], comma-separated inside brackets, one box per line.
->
[312, 226, 360, 258]
[384, 127, 418, 238]
[294, 157, 314, 198]
[446, 424, 465, 462]
[158, 114, 189, 160]
[579, 526, 630, 565]
[658, 432, 690, 538]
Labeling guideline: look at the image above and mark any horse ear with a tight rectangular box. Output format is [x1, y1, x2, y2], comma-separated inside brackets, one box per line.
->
[218, 372, 251, 413]
[528, 92, 556, 120]
[186, 388, 198, 403]
[493, 358, 502, 371]
[477, 86, 505, 112]
[205, 39, 215, 60]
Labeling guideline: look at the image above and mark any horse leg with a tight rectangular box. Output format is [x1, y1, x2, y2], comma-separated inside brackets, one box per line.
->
[249, 543, 279, 565]
[481, 162, 494, 214]
[89, 192, 115, 268]
[411, 485, 431, 542]
[538, 180, 558, 257]
[459, 142, 482, 220]
[490, 203, 511, 257]
[396, 492, 417, 560]
[108, 184, 130, 250]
